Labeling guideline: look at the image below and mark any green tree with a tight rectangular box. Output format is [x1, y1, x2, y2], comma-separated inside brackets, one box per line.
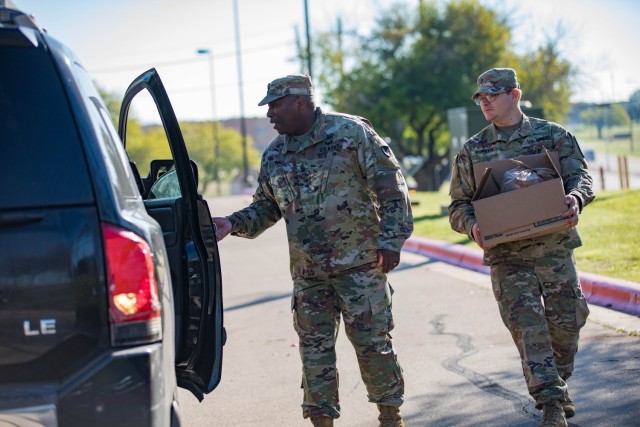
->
[312, 0, 575, 190]
[513, 41, 573, 123]
[580, 104, 630, 139]
[125, 123, 173, 176]
[97, 86, 260, 192]
[180, 121, 261, 191]
[315, 0, 510, 190]
[97, 85, 159, 173]
[626, 89, 640, 123]
[98, 86, 122, 127]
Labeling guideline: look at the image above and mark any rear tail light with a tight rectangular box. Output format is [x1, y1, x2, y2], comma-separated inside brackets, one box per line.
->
[102, 223, 162, 346]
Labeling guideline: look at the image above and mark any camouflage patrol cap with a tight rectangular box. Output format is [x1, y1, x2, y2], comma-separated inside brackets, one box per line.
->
[258, 74, 313, 106]
[472, 68, 520, 99]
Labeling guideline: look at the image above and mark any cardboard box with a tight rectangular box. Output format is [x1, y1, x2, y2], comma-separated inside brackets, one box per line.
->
[471, 151, 569, 245]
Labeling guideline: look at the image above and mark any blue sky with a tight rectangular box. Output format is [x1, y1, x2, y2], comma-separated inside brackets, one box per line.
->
[15, 0, 640, 124]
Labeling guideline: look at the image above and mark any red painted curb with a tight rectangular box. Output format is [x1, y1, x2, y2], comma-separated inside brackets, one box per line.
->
[404, 236, 640, 316]
[403, 237, 488, 274]
[579, 272, 640, 316]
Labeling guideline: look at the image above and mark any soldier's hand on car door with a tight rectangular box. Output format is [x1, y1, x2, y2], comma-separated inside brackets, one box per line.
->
[212, 217, 232, 241]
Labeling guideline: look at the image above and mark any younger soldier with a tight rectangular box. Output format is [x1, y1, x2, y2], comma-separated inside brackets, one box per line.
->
[212, 74, 413, 427]
[449, 68, 595, 427]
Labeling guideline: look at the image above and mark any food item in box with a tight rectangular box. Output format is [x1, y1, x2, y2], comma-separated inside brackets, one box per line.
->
[501, 159, 558, 193]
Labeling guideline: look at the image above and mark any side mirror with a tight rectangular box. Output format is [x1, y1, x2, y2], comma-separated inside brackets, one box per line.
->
[147, 159, 199, 196]
[150, 159, 176, 182]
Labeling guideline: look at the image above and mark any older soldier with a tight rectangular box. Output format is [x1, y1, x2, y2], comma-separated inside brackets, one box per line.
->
[449, 68, 595, 427]
[212, 74, 413, 427]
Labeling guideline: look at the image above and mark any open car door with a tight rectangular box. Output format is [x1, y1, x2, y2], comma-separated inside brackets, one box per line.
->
[117, 68, 224, 401]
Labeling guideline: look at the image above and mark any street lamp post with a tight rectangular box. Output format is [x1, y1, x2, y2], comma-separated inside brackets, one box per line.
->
[233, 0, 249, 187]
[196, 48, 221, 195]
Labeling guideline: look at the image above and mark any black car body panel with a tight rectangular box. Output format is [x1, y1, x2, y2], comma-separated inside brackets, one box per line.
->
[0, 2, 224, 425]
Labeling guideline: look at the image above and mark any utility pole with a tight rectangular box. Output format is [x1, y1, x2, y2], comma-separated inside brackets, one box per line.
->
[233, 0, 249, 187]
[196, 48, 221, 195]
[304, 0, 312, 78]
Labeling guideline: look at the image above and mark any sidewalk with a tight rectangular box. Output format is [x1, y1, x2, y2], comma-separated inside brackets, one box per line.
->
[415, 253, 640, 338]
[403, 236, 640, 331]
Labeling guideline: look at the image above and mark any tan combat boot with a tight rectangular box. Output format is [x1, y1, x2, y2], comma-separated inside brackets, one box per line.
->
[539, 400, 567, 427]
[377, 404, 405, 427]
[563, 392, 575, 418]
[536, 391, 576, 418]
[309, 415, 334, 427]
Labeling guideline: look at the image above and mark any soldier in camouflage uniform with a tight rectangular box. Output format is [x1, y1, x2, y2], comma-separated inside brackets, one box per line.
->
[212, 75, 413, 427]
[448, 68, 595, 427]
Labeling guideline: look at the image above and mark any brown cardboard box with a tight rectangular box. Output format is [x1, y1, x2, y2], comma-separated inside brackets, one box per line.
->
[471, 151, 570, 245]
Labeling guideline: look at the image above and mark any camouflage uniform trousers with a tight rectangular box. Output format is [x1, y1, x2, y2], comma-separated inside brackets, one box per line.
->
[489, 249, 590, 406]
[292, 267, 404, 419]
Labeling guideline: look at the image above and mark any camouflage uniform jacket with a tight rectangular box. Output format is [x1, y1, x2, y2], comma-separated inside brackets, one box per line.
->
[228, 108, 414, 279]
[449, 114, 595, 264]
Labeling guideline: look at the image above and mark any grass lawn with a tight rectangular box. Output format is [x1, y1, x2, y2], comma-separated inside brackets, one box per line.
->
[409, 188, 640, 283]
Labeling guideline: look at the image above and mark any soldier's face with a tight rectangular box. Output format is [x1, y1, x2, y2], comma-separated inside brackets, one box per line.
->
[479, 90, 518, 125]
[267, 95, 306, 135]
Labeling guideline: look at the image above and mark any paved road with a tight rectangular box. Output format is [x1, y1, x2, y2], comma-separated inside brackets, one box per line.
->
[178, 195, 640, 426]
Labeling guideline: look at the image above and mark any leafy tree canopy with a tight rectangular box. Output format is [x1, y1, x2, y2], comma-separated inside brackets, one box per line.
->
[311, 0, 575, 190]
[580, 103, 630, 139]
[627, 89, 640, 122]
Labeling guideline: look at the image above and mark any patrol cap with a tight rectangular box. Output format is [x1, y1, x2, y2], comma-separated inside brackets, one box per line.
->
[258, 74, 313, 106]
[472, 68, 520, 99]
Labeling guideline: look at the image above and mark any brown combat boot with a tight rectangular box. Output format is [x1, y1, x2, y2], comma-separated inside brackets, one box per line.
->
[309, 415, 334, 427]
[539, 401, 567, 427]
[377, 404, 405, 427]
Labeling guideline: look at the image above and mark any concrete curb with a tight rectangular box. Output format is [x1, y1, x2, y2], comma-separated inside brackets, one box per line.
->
[404, 236, 640, 316]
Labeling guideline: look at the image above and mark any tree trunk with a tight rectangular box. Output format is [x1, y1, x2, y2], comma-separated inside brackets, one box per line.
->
[413, 154, 449, 191]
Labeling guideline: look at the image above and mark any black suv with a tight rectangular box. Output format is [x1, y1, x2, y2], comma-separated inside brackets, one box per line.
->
[0, 2, 224, 426]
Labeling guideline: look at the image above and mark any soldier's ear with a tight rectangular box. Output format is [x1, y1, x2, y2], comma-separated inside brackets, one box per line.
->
[295, 95, 306, 109]
[512, 88, 522, 101]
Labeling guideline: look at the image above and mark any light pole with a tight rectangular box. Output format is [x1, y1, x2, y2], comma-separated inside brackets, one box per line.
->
[196, 48, 221, 195]
[304, 0, 312, 78]
[233, 0, 249, 187]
